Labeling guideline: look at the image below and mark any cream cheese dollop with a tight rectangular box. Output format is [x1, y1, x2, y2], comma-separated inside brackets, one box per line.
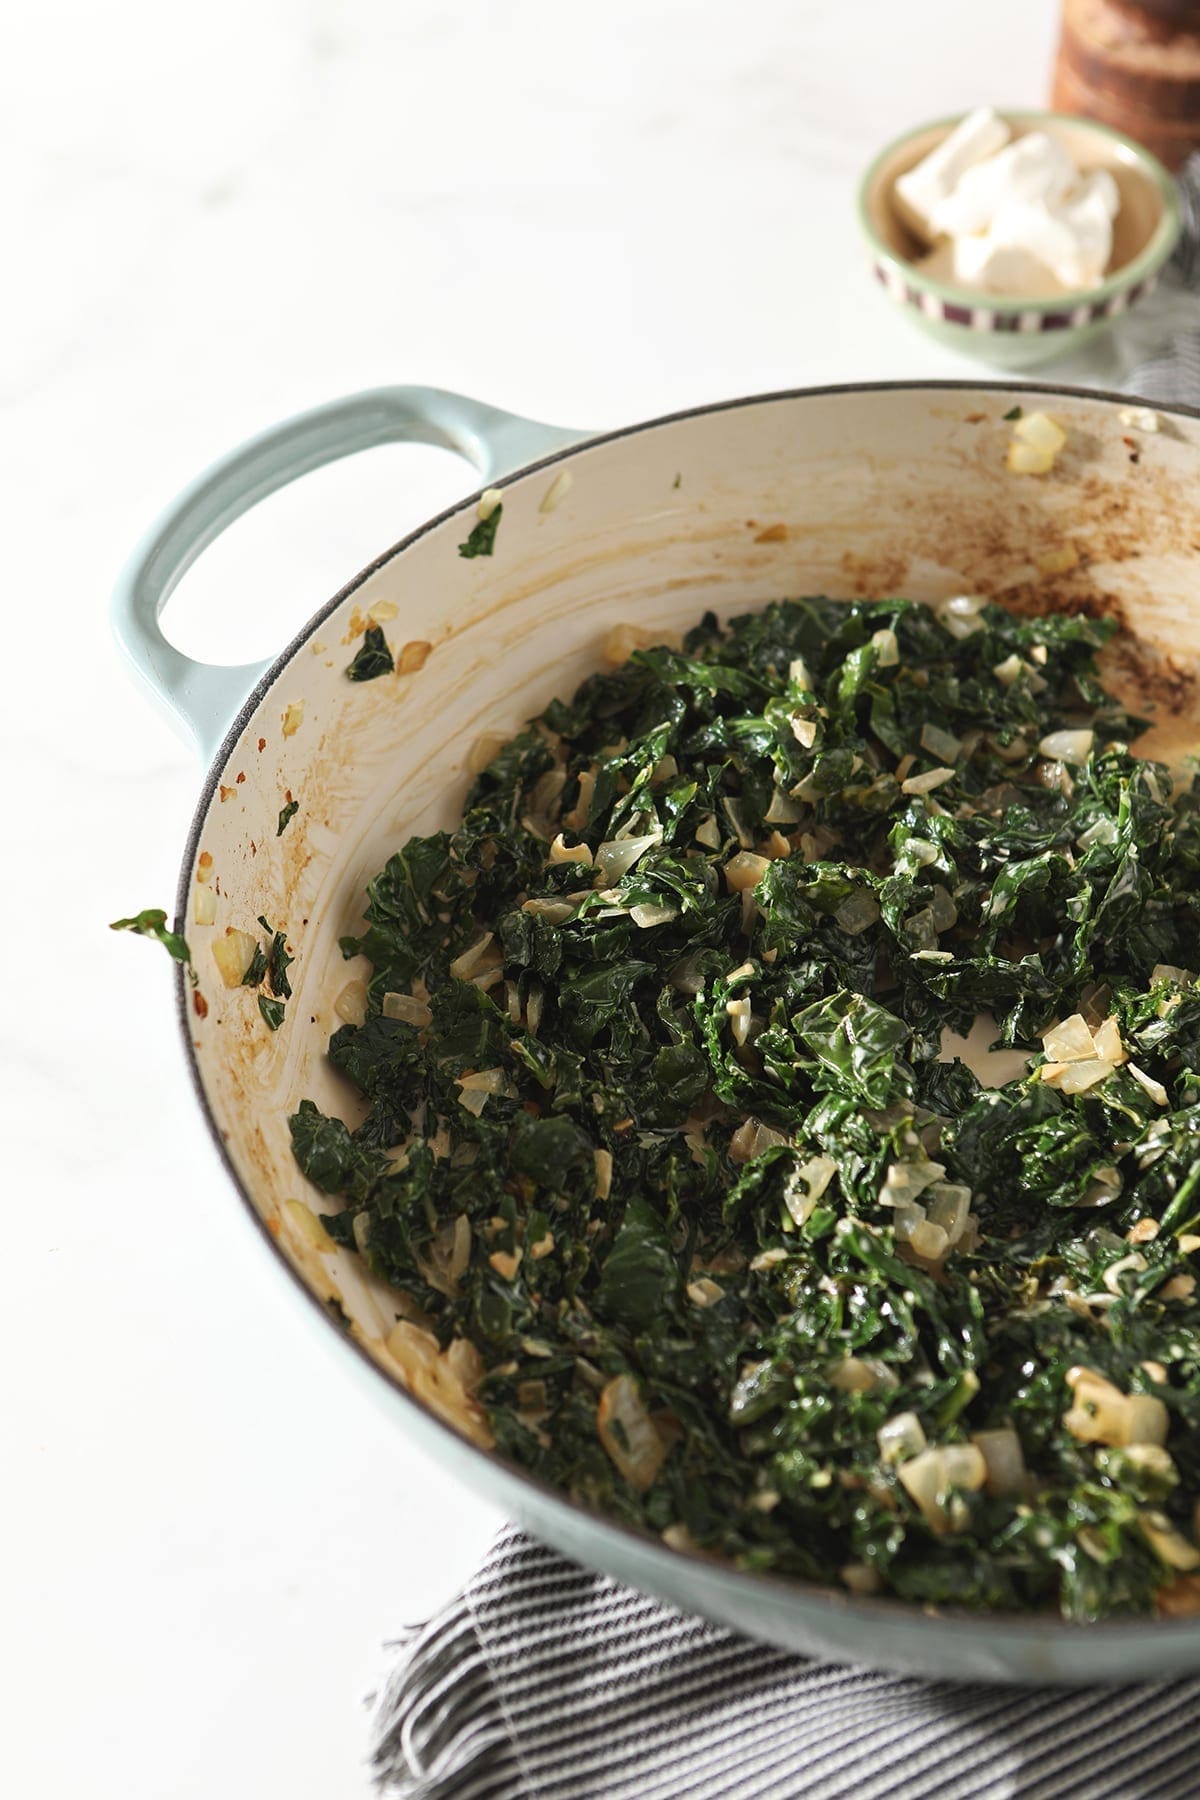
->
[895, 108, 1120, 298]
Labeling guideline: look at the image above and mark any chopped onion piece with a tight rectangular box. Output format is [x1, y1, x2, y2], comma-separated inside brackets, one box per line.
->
[1055, 1057, 1115, 1095]
[385, 1321, 493, 1449]
[790, 714, 818, 749]
[455, 1068, 513, 1092]
[869, 627, 900, 668]
[548, 833, 593, 867]
[1152, 964, 1193, 989]
[1077, 1165, 1123, 1209]
[1064, 1368, 1169, 1447]
[901, 766, 955, 796]
[1077, 816, 1118, 849]
[539, 468, 574, 513]
[890, 1198, 926, 1244]
[284, 1198, 332, 1252]
[1103, 1251, 1147, 1295]
[1013, 412, 1067, 455]
[335, 979, 369, 1026]
[840, 1562, 882, 1595]
[597, 1374, 668, 1492]
[1140, 1512, 1200, 1571]
[468, 730, 507, 774]
[668, 953, 706, 996]
[212, 927, 258, 988]
[449, 1213, 471, 1285]
[829, 1356, 881, 1394]
[971, 1427, 1027, 1497]
[940, 1444, 988, 1492]
[193, 885, 217, 926]
[1036, 542, 1079, 577]
[928, 885, 957, 932]
[935, 596, 988, 640]
[630, 902, 678, 928]
[593, 1148, 613, 1200]
[725, 995, 753, 1046]
[1119, 406, 1159, 433]
[783, 1154, 836, 1225]
[1006, 439, 1053, 475]
[834, 890, 880, 935]
[1091, 1016, 1125, 1065]
[594, 831, 661, 884]
[522, 897, 576, 924]
[879, 1156, 946, 1211]
[907, 1220, 950, 1262]
[383, 991, 433, 1028]
[724, 851, 770, 892]
[877, 1411, 927, 1465]
[904, 907, 938, 952]
[1042, 1013, 1098, 1063]
[730, 1117, 789, 1164]
[1038, 728, 1093, 765]
[449, 932, 497, 979]
[993, 653, 1022, 687]
[920, 721, 962, 762]
[764, 787, 803, 825]
[788, 655, 814, 691]
[926, 1182, 971, 1246]
[687, 1278, 724, 1308]
[1128, 1062, 1169, 1107]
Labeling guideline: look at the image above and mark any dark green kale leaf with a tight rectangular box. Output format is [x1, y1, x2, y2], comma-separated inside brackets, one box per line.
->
[257, 916, 293, 998]
[458, 504, 502, 558]
[277, 798, 300, 836]
[346, 626, 395, 681]
[594, 1194, 681, 1330]
[110, 908, 197, 986]
[258, 996, 286, 1031]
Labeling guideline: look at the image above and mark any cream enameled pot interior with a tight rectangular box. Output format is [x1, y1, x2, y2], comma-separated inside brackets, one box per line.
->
[176, 386, 1200, 1680]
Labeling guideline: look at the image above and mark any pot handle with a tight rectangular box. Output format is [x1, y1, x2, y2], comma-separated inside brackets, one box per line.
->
[110, 385, 591, 761]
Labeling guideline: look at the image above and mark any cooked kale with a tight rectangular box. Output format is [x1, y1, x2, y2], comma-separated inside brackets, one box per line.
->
[277, 798, 299, 836]
[110, 908, 196, 986]
[257, 915, 293, 999]
[291, 597, 1200, 1619]
[346, 626, 395, 682]
[458, 505, 502, 559]
[258, 995, 286, 1031]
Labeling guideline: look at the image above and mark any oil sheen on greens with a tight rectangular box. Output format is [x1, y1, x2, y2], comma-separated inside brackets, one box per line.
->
[291, 597, 1200, 1621]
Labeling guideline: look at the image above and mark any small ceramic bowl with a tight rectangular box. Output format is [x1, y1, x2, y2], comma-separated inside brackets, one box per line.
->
[858, 110, 1181, 368]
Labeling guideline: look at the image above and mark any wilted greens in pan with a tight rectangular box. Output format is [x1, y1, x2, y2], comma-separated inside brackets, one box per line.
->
[293, 596, 1200, 1620]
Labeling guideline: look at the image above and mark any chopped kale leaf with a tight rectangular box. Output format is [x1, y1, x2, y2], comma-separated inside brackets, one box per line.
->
[458, 505, 502, 559]
[346, 626, 395, 682]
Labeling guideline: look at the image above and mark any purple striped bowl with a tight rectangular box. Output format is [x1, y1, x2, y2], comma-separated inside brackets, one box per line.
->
[858, 111, 1181, 368]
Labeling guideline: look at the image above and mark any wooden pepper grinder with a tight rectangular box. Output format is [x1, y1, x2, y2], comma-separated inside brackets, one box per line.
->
[1053, 0, 1200, 168]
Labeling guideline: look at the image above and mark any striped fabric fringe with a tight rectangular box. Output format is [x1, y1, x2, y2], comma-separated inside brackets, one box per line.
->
[375, 1528, 1200, 1800]
[1125, 153, 1200, 407]
[373, 156, 1200, 1800]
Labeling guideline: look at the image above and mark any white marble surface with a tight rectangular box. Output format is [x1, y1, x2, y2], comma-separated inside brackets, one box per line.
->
[5, 3, 1190, 1795]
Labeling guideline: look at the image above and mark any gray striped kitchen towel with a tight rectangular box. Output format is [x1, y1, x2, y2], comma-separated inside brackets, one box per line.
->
[372, 159, 1200, 1800]
[1124, 152, 1200, 405]
[375, 1526, 1200, 1800]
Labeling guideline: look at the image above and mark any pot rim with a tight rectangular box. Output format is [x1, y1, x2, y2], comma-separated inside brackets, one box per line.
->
[173, 377, 1200, 1651]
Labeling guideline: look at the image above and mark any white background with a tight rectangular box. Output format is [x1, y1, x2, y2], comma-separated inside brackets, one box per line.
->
[3, 3, 1186, 1795]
